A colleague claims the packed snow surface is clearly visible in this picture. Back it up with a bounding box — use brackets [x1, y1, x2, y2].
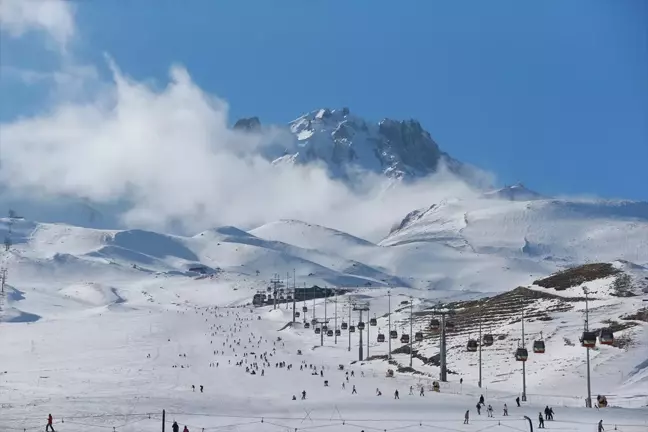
[1, 200, 647, 430]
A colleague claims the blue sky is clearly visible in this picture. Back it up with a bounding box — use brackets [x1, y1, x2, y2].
[1, 0, 647, 200]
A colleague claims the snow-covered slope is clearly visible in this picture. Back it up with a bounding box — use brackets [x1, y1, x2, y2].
[384, 195, 648, 267]
[2, 207, 648, 428]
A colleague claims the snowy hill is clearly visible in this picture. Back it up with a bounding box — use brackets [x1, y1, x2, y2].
[384, 197, 648, 267]
[2, 209, 648, 428]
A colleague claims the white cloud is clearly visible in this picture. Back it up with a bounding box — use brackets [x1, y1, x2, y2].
[0, 0, 75, 51]
[0, 61, 482, 239]
[0, 1, 485, 240]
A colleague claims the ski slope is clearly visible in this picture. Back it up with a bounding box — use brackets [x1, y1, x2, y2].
[2, 281, 647, 431]
[1, 194, 648, 430]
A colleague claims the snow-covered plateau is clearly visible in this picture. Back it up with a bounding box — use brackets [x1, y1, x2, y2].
[1, 188, 648, 431]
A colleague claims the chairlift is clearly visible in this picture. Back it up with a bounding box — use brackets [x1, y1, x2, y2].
[390, 330, 398, 339]
[581, 331, 597, 348]
[482, 334, 494, 346]
[515, 347, 528, 361]
[357, 321, 366, 331]
[369, 317, 377, 326]
[467, 339, 478, 352]
[377, 333, 385, 343]
[430, 319, 440, 331]
[400, 334, 410, 344]
[341, 322, 348, 330]
[599, 328, 614, 345]
[415, 332, 424, 342]
[335, 329, 341, 337]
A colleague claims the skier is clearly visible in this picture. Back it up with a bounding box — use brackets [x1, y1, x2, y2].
[394, 389, 399, 399]
[183, 426, 189, 432]
[598, 420, 604, 432]
[538, 412, 545, 429]
[479, 394, 485, 406]
[200, 385, 204, 393]
[516, 396, 521, 407]
[476, 403, 481, 415]
[420, 387, 424, 396]
[548, 407, 554, 420]
[409, 386, 414, 395]
[172, 421, 179, 432]
[487, 404, 493, 417]
[464, 410, 470, 424]
[301, 390, 306, 400]
[46, 414, 55, 432]
[503, 404, 509, 416]
[352, 385, 357, 394]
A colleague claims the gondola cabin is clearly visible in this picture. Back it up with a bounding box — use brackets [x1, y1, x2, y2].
[415, 332, 423, 342]
[341, 322, 348, 330]
[581, 331, 597, 348]
[311, 318, 317, 325]
[369, 318, 377, 326]
[335, 329, 341, 336]
[445, 322, 455, 331]
[314, 327, 321, 334]
[349, 325, 356, 333]
[377, 333, 385, 343]
[357, 321, 366, 331]
[533, 340, 545, 353]
[599, 328, 614, 345]
[467, 339, 478, 352]
[400, 334, 410, 344]
[287, 295, 293, 301]
[304, 322, 310, 329]
[390, 330, 398, 339]
[302, 306, 308, 312]
[430, 319, 440, 331]
[295, 311, 301, 318]
[327, 330, 334, 337]
[322, 324, 328, 331]
[515, 347, 528, 361]
[482, 334, 494, 346]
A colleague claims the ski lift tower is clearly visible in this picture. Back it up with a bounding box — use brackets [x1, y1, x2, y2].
[270, 274, 281, 310]
[429, 303, 456, 382]
[313, 318, 330, 347]
[353, 302, 370, 361]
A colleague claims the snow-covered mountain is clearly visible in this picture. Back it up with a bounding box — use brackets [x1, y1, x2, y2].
[385, 194, 648, 267]
[238, 108, 489, 187]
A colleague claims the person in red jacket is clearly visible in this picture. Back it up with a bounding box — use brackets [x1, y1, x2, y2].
[46, 413, 55, 431]
[183, 426, 189, 432]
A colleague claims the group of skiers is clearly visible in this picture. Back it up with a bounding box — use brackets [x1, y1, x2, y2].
[40, 303, 611, 431]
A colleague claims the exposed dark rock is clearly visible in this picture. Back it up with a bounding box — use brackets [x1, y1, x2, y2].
[533, 263, 621, 291]
[233, 117, 261, 132]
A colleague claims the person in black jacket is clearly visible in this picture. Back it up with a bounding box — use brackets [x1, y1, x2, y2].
[172, 421, 179, 432]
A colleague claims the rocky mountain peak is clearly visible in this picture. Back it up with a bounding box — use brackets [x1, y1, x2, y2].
[233, 117, 261, 132]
